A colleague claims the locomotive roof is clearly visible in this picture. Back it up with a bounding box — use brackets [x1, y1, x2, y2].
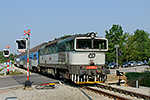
[45, 34, 91, 47]
[15, 33, 99, 58]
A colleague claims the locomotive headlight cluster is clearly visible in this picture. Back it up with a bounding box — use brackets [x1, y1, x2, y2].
[86, 32, 97, 39]
[91, 33, 95, 39]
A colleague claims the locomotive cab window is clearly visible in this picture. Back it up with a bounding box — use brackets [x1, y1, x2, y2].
[76, 38, 108, 51]
[76, 39, 91, 49]
[94, 39, 107, 49]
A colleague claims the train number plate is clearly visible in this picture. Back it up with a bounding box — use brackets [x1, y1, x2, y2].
[86, 66, 97, 69]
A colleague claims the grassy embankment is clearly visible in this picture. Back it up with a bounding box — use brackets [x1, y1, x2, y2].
[107, 68, 150, 87]
[125, 70, 150, 87]
[0, 66, 7, 75]
[0, 65, 24, 76]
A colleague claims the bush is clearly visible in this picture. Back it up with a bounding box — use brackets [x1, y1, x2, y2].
[139, 71, 150, 87]
[125, 72, 150, 87]
[148, 61, 150, 66]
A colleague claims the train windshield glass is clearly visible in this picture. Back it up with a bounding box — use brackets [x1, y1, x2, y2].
[94, 39, 107, 49]
[76, 39, 107, 50]
[76, 39, 92, 49]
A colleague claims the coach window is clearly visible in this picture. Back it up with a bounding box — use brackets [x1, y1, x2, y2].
[30, 56, 32, 59]
[34, 54, 37, 60]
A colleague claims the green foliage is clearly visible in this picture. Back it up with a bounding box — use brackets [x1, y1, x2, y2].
[125, 72, 144, 81]
[105, 24, 125, 63]
[105, 24, 150, 64]
[9, 70, 24, 75]
[0, 66, 7, 72]
[148, 61, 150, 66]
[125, 72, 150, 87]
[0, 51, 17, 63]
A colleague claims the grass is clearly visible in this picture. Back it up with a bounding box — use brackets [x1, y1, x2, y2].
[0, 66, 24, 76]
[0, 66, 7, 72]
[125, 71, 150, 87]
[9, 70, 24, 75]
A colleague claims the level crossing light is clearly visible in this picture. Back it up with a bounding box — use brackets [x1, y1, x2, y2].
[3, 49, 10, 57]
[16, 38, 27, 52]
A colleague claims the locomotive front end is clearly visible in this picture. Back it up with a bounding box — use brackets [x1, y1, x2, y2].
[70, 32, 110, 84]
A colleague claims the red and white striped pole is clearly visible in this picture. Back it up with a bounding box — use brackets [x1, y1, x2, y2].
[7, 59, 9, 73]
[23, 29, 31, 87]
[5, 45, 10, 75]
[27, 58, 29, 80]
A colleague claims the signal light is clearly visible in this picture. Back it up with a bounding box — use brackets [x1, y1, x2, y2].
[16, 38, 27, 52]
[3, 49, 10, 57]
[118, 49, 122, 56]
[116, 70, 123, 76]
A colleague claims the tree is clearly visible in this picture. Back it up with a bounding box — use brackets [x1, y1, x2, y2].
[133, 29, 150, 61]
[0, 51, 17, 63]
[105, 24, 125, 63]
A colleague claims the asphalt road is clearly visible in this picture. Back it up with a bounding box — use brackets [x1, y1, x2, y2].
[0, 74, 60, 89]
[110, 65, 149, 74]
[0, 65, 149, 89]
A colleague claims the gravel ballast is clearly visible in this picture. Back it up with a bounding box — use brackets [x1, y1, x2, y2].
[11, 84, 112, 100]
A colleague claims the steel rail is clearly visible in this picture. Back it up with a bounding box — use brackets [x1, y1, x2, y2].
[66, 81, 131, 100]
[80, 86, 131, 100]
[95, 83, 150, 100]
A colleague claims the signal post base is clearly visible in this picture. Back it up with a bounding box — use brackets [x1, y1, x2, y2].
[6, 71, 9, 75]
[24, 80, 32, 89]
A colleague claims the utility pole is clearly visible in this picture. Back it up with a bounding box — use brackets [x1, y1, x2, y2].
[23, 29, 31, 87]
[115, 45, 119, 69]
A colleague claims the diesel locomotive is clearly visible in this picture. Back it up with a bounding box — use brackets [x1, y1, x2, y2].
[14, 32, 110, 84]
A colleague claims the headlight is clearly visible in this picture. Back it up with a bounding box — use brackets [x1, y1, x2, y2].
[91, 33, 95, 39]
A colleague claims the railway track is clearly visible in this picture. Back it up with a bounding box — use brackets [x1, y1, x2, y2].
[14, 65, 150, 100]
[66, 80, 150, 100]
[81, 85, 132, 100]
[94, 83, 150, 100]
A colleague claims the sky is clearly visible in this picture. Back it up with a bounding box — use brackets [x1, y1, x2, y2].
[0, 0, 150, 54]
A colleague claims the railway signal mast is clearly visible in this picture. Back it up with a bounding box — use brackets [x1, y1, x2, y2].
[16, 29, 31, 87]
[115, 45, 119, 69]
[23, 29, 31, 87]
[3, 45, 10, 75]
